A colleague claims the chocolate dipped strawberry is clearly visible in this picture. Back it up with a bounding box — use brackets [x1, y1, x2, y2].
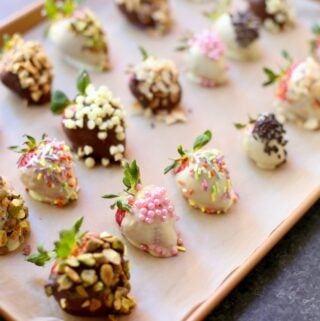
[0, 34, 53, 105]
[45, 0, 111, 71]
[128, 47, 183, 115]
[263, 51, 320, 130]
[115, 0, 172, 35]
[103, 161, 184, 258]
[0, 176, 30, 255]
[235, 113, 288, 170]
[10, 134, 79, 207]
[165, 130, 238, 214]
[248, 0, 295, 33]
[51, 70, 126, 168]
[27, 217, 135, 317]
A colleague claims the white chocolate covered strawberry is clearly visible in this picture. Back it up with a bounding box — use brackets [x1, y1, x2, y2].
[103, 161, 184, 258]
[10, 134, 79, 207]
[214, 10, 261, 61]
[165, 130, 237, 214]
[235, 113, 288, 170]
[45, 0, 110, 71]
[178, 29, 228, 88]
[263, 52, 320, 130]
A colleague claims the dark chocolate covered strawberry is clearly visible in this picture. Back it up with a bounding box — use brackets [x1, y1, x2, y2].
[27, 217, 135, 317]
[116, 0, 172, 35]
[0, 34, 53, 105]
[51, 70, 126, 168]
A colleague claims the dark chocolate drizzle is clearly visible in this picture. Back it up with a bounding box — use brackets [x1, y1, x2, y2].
[231, 10, 260, 48]
[252, 113, 287, 157]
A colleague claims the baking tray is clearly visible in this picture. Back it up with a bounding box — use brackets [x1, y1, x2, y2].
[1, 1, 320, 321]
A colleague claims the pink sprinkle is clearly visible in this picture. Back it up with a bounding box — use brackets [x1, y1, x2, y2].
[201, 179, 209, 192]
[171, 247, 178, 256]
[153, 191, 161, 198]
[161, 216, 167, 222]
[144, 191, 151, 197]
[140, 207, 147, 215]
[147, 210, 155, 217]
[188, 29, 225, 61]
[163, 198, 170, 205]
[147, 202, 155, 210]
[159, 187, 166, 195]
[154, 199, 161, 206]
[127, 195, 134, 202]
[145, 217, 153, 224]
[155, 209, 162, 216]
[162, 209, 168, 216]
[168, 205, 174, 213]
[139, 214, 145, 221]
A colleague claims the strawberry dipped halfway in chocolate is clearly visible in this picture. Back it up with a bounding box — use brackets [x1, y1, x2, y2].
[0, 34, 53, 105]
[51, 70, 126, 168]
[165, 130, 238, 215]
[103, 161, 184, 258]
[10, 134, 79, 207]
[27, 217, 135, 317]
[248, 0, 295, 33]
[263, 52, 320, 130]
[235, 113, 288, 170]
[115, 0, 172, 35]
[0, 176, 30, 255]
[127, 48, 182, 115]
[45, 0, 111, 71]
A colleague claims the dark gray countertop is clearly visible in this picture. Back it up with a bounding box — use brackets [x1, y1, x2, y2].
[206, 200, 320, 321]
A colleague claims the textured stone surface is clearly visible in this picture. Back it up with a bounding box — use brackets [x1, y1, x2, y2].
[206, 200, 320, 321]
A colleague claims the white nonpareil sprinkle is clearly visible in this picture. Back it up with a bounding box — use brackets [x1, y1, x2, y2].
[84, 145, 93, 155]
[84, 157, 95, 168]
[101, 158, 110, 167]
[87, 119, 96, 130]
[98, 132, 107, 140]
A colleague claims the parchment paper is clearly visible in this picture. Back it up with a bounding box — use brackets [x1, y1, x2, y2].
[1, 0, 320, 320]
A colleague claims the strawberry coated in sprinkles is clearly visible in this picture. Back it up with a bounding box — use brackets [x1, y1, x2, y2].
[104, 161, 184, 258]
[166, 130, 237, 215]
[185, 30, 228, 88]
[177, 150, 237, 214]
[16, 137, 79, 207]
